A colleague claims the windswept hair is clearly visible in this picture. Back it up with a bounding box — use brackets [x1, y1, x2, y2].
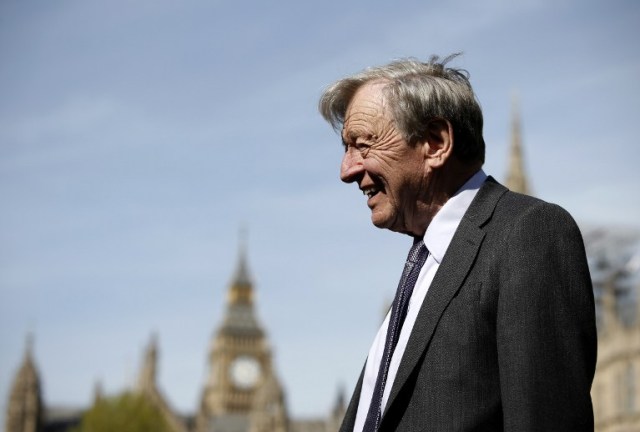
[318, 53, 485, 163]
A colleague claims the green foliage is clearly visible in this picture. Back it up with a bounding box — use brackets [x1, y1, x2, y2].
[72, 392, 173, 432]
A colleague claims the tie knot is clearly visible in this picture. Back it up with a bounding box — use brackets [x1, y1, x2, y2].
[407, 240, 428, 264]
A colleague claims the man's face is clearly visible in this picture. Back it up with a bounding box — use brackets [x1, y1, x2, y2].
[340, 82, 428, 235]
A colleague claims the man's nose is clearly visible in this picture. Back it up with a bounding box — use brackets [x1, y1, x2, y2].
[340, 149, 364, 183]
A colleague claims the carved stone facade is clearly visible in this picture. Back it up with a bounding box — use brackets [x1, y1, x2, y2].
[589, 233, 640, 432]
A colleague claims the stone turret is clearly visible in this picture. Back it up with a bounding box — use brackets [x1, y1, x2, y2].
[5, 335, 43, 432]
[135, 334, 188, 432]
[93, 380, 104, 405]
[504, 93, 531, 195]
[137, 333, 158, 392]
[326, 385, 347, 432]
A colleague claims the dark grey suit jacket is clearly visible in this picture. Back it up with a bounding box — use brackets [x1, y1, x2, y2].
[340, 178, 597, 432]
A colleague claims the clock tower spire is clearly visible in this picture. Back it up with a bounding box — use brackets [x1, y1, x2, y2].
[225, 228, 256, 308]
[196, 232, 288, 432]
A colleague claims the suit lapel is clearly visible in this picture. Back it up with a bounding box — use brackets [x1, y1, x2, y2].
[382, 178, 507, 417]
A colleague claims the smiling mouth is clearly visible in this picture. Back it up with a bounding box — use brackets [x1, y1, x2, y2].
[362, 186, 381, 199]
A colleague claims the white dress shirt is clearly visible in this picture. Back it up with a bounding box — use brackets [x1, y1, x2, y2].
[353, 170, 487, 432]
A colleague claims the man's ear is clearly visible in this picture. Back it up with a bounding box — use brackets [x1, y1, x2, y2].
[422, 118, 453, 168]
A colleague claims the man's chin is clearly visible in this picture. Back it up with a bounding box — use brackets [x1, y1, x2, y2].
[370, 211, 397, 231]
[370, 211, 414, 235]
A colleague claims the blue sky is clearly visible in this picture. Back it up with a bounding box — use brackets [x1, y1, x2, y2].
[1, 0, 639, 423]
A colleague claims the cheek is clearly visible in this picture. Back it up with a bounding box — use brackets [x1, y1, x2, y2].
[363, 153, 397, 178]
[391, 168, 423, 205]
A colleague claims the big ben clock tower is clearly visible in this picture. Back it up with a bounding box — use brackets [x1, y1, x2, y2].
[196, 239, 288, 432]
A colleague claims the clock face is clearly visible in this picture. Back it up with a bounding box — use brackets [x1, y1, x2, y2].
[229, 355, 261, 389]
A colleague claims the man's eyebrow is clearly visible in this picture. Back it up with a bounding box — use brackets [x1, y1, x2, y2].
[341, 129, 354, 147]
[342, 129, 360, 144]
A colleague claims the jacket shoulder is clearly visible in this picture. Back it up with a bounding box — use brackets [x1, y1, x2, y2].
[477, 178, 578, 228]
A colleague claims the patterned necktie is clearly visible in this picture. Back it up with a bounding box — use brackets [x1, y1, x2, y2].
[363, 238, 429, 432]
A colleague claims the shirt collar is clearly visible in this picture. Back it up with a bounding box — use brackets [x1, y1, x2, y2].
[423, 169, 487, 263]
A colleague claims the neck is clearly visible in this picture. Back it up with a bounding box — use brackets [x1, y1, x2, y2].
[406, 160, 481, 237]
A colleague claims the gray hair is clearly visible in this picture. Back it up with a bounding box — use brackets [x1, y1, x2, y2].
[318, 53, 485, 163]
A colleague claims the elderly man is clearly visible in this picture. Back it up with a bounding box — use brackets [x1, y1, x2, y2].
[319, 54, 597, 431]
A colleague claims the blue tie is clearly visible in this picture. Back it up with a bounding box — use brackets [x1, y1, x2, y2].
[363, 239, 429, 432]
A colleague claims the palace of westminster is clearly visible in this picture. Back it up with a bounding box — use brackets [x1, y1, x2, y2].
[5, 103, 640, 432]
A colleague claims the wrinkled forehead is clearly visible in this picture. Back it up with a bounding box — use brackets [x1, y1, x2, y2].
[341, 81, 391, 138]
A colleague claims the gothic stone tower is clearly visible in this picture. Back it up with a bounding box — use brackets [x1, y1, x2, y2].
[504, 93, 531, 195]
[5, 336, 43, 432]
[196, 241, 288, 432]
[135, 335, 189, 432]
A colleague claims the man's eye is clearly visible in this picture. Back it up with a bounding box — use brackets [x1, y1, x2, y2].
[342, 141, 371, 155]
